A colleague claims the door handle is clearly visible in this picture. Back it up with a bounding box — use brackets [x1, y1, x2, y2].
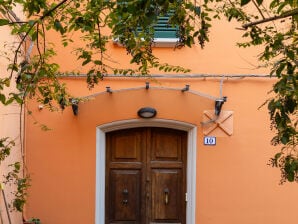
[122, 189, 129, 205]
[164, 188, 169, 205]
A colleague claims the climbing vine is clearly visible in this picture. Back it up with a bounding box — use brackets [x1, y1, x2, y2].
[0, 0, 297, 215]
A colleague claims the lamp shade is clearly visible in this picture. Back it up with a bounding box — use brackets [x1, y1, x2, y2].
[137, 107, 157, 118]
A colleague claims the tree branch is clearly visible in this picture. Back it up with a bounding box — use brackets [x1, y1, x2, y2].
[9, 0, 70, 80]
[251, 0, 265, 20]
[242, 8, 298, 29]
[39, 0, 69, 21]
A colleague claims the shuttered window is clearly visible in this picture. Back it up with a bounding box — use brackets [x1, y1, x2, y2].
[153, 13, 179, 39]
[113, 5, 179, 47]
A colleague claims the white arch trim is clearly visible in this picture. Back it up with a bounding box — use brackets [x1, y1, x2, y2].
[96, 119, 197, 224]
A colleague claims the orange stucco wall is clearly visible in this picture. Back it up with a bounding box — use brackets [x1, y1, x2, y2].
[49, 19, 268, 75]
[25, 77, 298, 224]
[24, 16, 298, 224]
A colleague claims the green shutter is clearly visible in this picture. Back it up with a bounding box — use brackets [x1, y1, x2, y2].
[153, 14, 178, 39]
[114, 2, 179, 46]
[136, 12, 179, 39]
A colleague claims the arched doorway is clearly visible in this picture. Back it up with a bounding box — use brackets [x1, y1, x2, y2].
[106, 127, 187, 223]
[96, 119, 197, 224]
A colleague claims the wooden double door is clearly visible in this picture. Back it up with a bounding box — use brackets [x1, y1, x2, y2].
[106, 127, 187, 224]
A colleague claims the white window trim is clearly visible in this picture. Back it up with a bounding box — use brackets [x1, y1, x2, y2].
[152, 38, 179, 47]
[113, 37, 179, 48]
[96, 119, 197, 224]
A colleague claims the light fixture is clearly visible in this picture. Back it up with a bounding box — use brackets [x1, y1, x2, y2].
[137, 107, 157, 118]
[181, 84, 190, 92]
[106, 86, 112, 93]
[215, 96, 227, 116]
[70, 98, 79, 116]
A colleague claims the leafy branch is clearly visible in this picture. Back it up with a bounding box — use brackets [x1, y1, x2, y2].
[242, 8, 298, 29]
[0, 2, 297, 217]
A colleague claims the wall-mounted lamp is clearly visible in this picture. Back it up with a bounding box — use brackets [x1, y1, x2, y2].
[70, 98, 79, 116]
[145, 82, 150, 89]
[106, 86, 112, 93]
[181, 84, 190, 92]
[137, 107, 157, 118]
[215, 96, 227, 116]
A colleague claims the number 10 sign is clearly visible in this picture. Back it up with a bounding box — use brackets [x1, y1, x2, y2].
[204, 136, 216, 146]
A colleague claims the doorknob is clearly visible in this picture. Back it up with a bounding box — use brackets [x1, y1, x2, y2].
[164, 188, 169, 205]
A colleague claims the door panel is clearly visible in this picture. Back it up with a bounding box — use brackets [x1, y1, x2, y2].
[151, 169, 182, 222]
[151, 128, 183, 161]
[106, 127, 187, 224]
[106, 128, 146, 224]
[109, 169, 141, 223]
[110, 129, 143, 162]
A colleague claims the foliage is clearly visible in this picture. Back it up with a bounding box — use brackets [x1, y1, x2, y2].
[0, 0, 200, 105]
[0, 0, 202, 212]
[0, 1, 297, 215]
[200, 0, 297, 183]
[27, 218, 41, 224]
[1, 138, 30, 212]
[0, 137, 15, 162]
[4, 162, 31, 212]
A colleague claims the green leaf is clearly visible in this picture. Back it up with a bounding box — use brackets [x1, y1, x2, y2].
[0, 94, 6, 104]
[275, 62, 286, 76]
[275, 152, 282, 160]
[94, 60, 102, 65]
[82, 59, 91, 66]
[194, 6, 201, 16]
[285, 97, 296, 114]
[287, 171, 295, 182]
[5, 97, 14, 105]
[31, 31, 38, 41]
[277, 2, 287, 14]
[281, 135, 289, 145]
[54, 19, 65, 34]
[14, 162, 21, 171]
[0, 19, 9, 26]
[241, 0, 251, 6]
[286, 50, 295, 60]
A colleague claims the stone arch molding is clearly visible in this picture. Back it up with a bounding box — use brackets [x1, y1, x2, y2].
[96, 119, 197, 224]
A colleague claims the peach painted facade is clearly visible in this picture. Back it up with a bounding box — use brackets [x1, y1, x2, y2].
[23, 19, 298, 224]
[0, 9, 23, 224]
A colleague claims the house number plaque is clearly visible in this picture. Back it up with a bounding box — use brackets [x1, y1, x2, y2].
[204, 136, 216, 146]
